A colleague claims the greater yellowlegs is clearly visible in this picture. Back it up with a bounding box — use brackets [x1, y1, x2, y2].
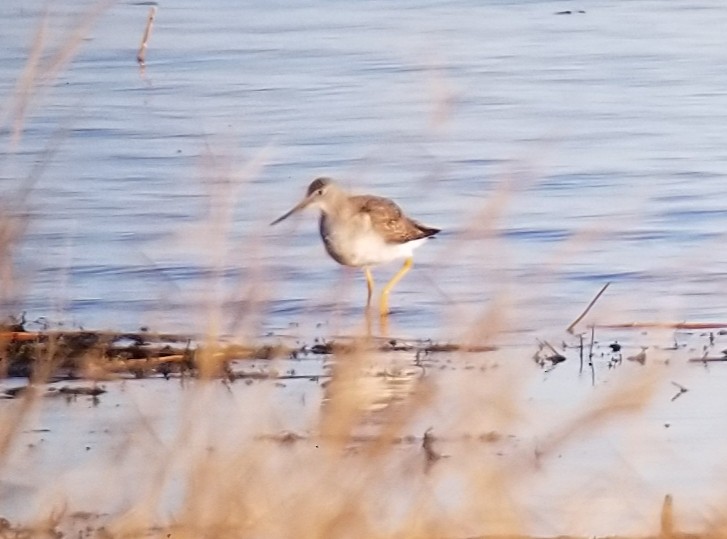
[271, 177, 440, 315]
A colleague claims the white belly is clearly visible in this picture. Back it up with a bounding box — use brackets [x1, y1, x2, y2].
[319, 215, 426, 267]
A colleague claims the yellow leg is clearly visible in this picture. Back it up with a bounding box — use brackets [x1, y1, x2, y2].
[378, 310, 390, 337]
[380, 257, 413, 316]
[364, 267, 374, 307]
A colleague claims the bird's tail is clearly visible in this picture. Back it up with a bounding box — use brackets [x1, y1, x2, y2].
[417, 224, 441, 238]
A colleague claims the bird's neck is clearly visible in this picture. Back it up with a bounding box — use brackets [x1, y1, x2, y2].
[318, 188, 350, 219]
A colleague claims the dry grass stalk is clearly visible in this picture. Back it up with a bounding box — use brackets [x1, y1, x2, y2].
[5, 9, 48, 147]
[319, 342, 372, 448]
[527, 370, 661, 466]
[3, 1, 112, 146]
[136, 6, 157, 65]
[0, 386, 39, 469]
[0, 215, 29, 329]
[660, 494, 674, 538]
[0, 2, 110, 498]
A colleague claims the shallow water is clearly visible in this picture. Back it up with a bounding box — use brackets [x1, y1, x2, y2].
[1, 334, 726, 535]
[2, 1, 727, 340]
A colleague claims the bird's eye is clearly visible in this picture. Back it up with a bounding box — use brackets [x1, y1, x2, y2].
[316, 189, 324, 196]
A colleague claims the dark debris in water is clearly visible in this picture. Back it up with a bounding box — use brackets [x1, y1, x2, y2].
[3, 315, 726, 387]
[0, 321, 499, 382]
[302, 339, 497, 356]
[535, 327, 727, 389]
[3, 385, 106, 400]
[257, 430, 504, 447]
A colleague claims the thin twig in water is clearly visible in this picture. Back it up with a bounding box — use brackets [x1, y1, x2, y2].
[537, 339, 566, 371]
[688, 356, 727, 363]
[670, 382, 688, 402]
[588, 326, 595, 386]
[598, 322, 727, 330]
[137, 6, 157, 65]
[578, 333, 584, 374]
[567, 281, 611, 334]
[539, 339, 559, 356]
[422, 428, 444, 470]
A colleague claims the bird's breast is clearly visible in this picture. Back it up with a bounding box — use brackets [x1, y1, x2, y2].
[318, 213, 418, 267]
[319, 214, 365, 266]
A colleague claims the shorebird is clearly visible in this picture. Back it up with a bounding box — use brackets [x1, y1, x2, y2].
[271, 177, 440, 315]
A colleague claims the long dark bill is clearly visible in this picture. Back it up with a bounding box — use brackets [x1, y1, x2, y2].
[270, 194, 315, 226]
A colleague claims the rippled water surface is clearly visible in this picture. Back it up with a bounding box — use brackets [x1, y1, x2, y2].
[2, 0, 727, 339]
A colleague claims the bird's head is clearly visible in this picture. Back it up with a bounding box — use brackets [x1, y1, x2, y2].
[270, 177, 339, 225]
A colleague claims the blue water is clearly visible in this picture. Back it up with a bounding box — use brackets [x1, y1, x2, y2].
[2, 0, 727, 339]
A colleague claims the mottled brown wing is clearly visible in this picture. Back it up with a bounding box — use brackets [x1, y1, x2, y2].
[352, 195, 440, 244]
